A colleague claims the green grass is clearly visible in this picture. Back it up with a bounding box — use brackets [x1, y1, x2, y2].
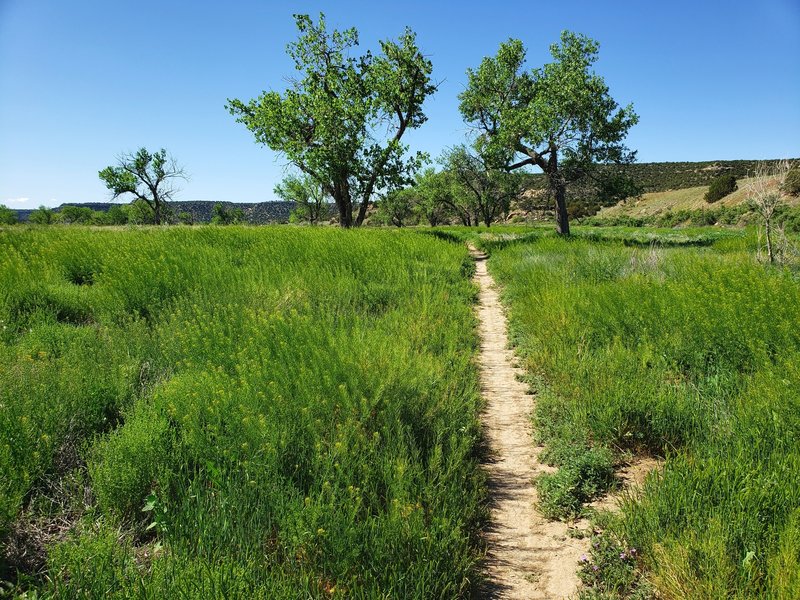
[0, 226, 484, 598]
[488, 231, 800, 599]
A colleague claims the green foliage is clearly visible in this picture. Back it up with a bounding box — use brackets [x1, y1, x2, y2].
[410, 168, 453, 226]
[611, 160, 787, 194]
[1, 227, 484, 597]
[704, 173, 738, 203]
[210, 202, 245, 225]
[99, 148, 185, 225]
[89, 400, 176, 520]
[125, 198, 156, 224]
[578, 533, 653, 599]
[28, 205, 56, 225]
[274, 174, 330, 225]
[587, 203, 752, 228]
[776, 204, 800, 233]
[537, 445, 615, 519]
[0, 205, 17, 225]
[227, 14, 435, 227]
[783, 163, 800, 195]
[375, 187, 416, 227]
[459, 31, 638, 234]
[57, 205, 95, 224]
[106, 204, 130, 225]
[489, 234, 800, 598]
[441, 146, 522, 227]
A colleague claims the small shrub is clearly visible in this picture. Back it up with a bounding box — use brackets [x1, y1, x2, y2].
[89, 403, 175, 520]
[578, 533, 653, 599]
[704, 174, 737, 203]
[537, 446, 616, 519]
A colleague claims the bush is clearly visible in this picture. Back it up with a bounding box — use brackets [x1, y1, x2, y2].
[89, 401, 175, 520]
[0, 204, 18, 225]
[537, 445, 616, 519]
[58, 206, 95, 224]
[28, 205, 56, 225]
[783, 163, 800, 196]
[704, 174, 738, 203]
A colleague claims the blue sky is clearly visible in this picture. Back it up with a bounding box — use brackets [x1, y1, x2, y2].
[1, 0, 798, 208]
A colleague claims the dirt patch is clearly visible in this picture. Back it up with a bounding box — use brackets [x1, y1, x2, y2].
[589, 456, 663, 514]
[471, 246, 587, 599]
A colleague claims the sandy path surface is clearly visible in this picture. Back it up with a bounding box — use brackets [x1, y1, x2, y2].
[471, 246, 587, 599]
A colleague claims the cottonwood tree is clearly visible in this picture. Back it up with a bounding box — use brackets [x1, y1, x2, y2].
[459, 31, 638, 235]
[443, 146, 522, 227]
[98, 148, 186, 225]
[376, 187, 416, 227]
[411, 168, 453, 226]
[227, 13, 435, 227]
[274, 174, 330, 225]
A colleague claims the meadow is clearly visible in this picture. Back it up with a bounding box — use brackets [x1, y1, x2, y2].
[0, 227, 484, 598]
[484, 228, 800, 599]
[2, 223, 799, 599]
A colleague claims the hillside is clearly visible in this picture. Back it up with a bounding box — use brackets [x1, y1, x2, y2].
[520, 159, 793, 194]
[169, 201, 298, 223]
[601, 159, 790, 193]
[596, 175, 799, 221]
[597, 176, 797, 218]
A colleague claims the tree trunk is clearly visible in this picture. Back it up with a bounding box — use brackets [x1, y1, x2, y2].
[355, 198, 370, 226]
[554, 180, 570, 236]
[334, 186, 353, 228]
[153, 200, 161, 225]
[544, 151, 570, 236]
[338, 202, 353, 227]
[765, 220, 774, 263]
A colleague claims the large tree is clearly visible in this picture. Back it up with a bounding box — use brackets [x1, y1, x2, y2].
[459, 31, 638, 235]
[99, 148, 186, 225]
[227, 14, 435, 227]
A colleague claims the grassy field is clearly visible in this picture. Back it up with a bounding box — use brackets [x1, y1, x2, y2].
[0, 227, 484, 598]
[3, 223, 799, 598]
[485, 229, 800, 599]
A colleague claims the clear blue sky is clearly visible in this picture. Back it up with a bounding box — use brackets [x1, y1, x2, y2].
[1, 0, 798, 208]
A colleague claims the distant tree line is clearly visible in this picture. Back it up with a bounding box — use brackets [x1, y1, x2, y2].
[1, 201, 297, 226]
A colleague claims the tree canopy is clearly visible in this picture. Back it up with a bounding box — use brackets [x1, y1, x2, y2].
[459, 31, 638, 234]
[227, 13, 436, 227]
[98, 148, 186, 225]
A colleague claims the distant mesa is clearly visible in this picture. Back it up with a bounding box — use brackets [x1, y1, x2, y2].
[14, 200, 299, 224]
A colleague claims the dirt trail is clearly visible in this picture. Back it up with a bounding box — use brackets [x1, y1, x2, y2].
[471, 246, 587, 599]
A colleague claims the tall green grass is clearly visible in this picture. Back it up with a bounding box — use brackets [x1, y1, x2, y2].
[489, 233, 800, 599]
[0, 227, 484, 597]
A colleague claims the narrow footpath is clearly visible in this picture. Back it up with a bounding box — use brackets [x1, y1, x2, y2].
[471, 246, 587, 599]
